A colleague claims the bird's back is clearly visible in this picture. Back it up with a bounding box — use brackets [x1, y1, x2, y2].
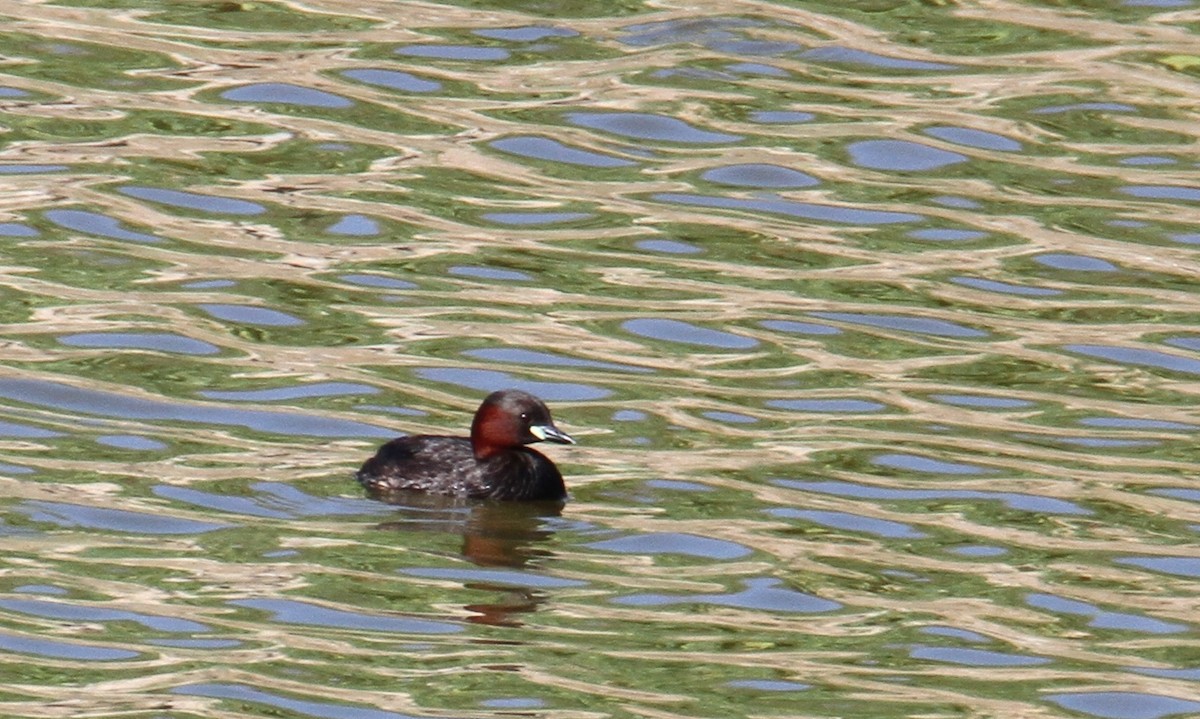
[357, 435, 486, 496]
[356, 435, 567, 501]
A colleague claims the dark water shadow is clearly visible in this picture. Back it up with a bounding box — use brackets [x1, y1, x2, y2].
[370, 492, 566, 627]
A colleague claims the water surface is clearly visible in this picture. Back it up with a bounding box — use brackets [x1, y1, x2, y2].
[1, 2, 1198, 719]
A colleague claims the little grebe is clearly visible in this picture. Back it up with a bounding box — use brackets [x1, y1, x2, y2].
[357, 389, 575, 501]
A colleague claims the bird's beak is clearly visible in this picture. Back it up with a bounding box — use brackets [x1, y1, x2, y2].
[530, 424, 575, 444]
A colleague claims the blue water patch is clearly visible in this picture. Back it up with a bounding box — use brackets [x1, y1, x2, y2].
[702, 410, 759, 424]
[96, 434, 167, 451]
[566, 112, 742, 144]
[909, 645, 1049, 667]
[415, 367, 610, 401]
[45, 43, 87, 55]
[160, 483, 294, 520]
[775, 479, 1090, 515]
[653, 192, 923, 225]
[1043, 691, 1200, 719]
[448, 265, 531, 281]
[709, 37, 802, 55]
[221, 82, 353, 108]
[1150, 488, 1200, 503]
[749, 110, 815, 123]
[1120, 155, 1176, 166]
[1129, 667, 1200, 681]
[197, 303, 304, 326]
[463, 347, 652, 373]
[400, 567, 585, 588]
[230, 598, 461, 634]
[617, 17, 766, 48]
[490, 136, 637, 167]
[1079, 417, 1197, 431]
[727, 679, 811, 691]
[726, 62, 789, 76]
[0, 378, 393, 438]
[1031, 102, 1137, 114]
[59, 332, 221, 355]
[155, 482, 387, 520]
[808, 311, 987, 338]
[929, 394, 1033, 409]
[0, 420, 62, 438]
[635, 239, 702, 254]
[645, 479, 712, 492]
[1120, 185, 1200, 202]
[1114, 556, 1200, 578]
[149, 638, 243, 649]
[0, 164, 68, 174]
[759, 319, 840, 335]
[173, 683, 428, 719]
[357, 404, 427, 417]
[922, 126, 1022, 152]
[0, 222, 38, 236]
[931, 195, 982, 208]
[14, 584, 68, 595]
[622, 318, 758, 349]
[474, 26, 578, 41]
[198, 382, 379, 401]
[767, 398, 886, 412]
[0, 87, 30, 97]
[1034, 253, 1117, 272]
[907, 228, 987, 242]
[480, 697, 546, 709]
[44, 209, 162, 243]
[16, 500, 231, 535]
[846, 140, 970, 171]
[701, 163, 819, 188]
[767, 508, 925, 538]
[1026, 592, 1185, 634]
[951, 276, 1063, 296]
[483, 211, 594, 225]
[339, 274, 416, 290]
[325, 214, 381, 236]
[1048, 436, 1158, 448]
[613, 409, 648, 422]
[614, 577, 841, 613]
[1164, 336, 1200, 352]
[0, 631, 140, 661]
[801, 46, 959, 71]
[118, 186, 266, 216]
[339, 68, 441, 93]
[395, 44, 510, 61]
[182, 279, 236, 289]
[873, 452, 995, 475]
[1064, 345, 1200, 375]
[0, 598, 209, 633]
[949, 545, 1007, 557]
[587, 532, 753, 559]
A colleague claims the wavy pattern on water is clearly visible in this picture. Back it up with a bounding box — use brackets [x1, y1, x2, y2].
[1, 1, 1199, 718]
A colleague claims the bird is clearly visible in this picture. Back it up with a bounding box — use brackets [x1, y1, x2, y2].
[357, 389, 575, 501]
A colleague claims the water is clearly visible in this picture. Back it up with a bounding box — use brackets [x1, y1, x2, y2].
[1, 1, 1199, 717]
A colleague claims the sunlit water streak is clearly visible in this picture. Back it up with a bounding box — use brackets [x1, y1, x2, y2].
[0, 2, 1199, 718]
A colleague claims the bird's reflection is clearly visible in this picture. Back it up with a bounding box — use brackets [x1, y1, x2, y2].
[371, 491, 564, 627]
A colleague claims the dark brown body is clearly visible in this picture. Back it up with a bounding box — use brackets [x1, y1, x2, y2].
[356, 390, 574, 502]
[357, 435, 566, 501]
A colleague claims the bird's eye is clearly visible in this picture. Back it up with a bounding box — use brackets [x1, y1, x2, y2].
[519, 412, 529, 422]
